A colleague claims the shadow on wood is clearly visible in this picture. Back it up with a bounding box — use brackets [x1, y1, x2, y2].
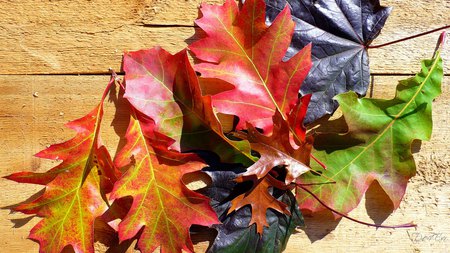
[365, 181, 395, 225]
[191, 225, 217, 252]
[95, 216, 136, 253]
[108, 82, 131, 162]
[1, 187, 45, 229]
[9, 215, 36, 228]
[299, 181, 396, 242]
[299, 210, 341, 243]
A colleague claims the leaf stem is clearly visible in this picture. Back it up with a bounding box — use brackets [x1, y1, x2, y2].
[108, 68, 126, 91]
[295, 182, 335, 187]
[367, 25, 450, 49]
[297, 185, 416, 229]
[101, 71, 118, 101]
[310, 153, 327, 170]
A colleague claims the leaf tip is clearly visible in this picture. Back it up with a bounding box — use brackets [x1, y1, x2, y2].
[437, 31, 447, 50]
[2, 174, 13, 180]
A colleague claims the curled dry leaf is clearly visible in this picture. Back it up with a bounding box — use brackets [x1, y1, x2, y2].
[241, 110, 312, 184]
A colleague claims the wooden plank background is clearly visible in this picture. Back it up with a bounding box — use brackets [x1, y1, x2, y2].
[0, 0, 449, 252]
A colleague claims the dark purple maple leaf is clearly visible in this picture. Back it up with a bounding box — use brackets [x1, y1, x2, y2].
[198, 166, 303, 253]
[265, 0, 392, 124]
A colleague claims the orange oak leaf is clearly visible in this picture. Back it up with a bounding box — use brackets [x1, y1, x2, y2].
[110, 109, 219, 253]
[228, 175, 291, 234]
[5, 78, 118, 253]
[190, 0, 311, 134]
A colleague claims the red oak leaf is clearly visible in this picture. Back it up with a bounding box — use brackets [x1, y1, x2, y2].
[190, 0, 311, 134]
[5, 78, 117, 253]
[123, 47, 185, 150]
[123, 48, 255, 165]
[110, 109, 219, 253]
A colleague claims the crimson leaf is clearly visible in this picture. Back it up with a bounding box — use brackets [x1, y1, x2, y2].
[190, 0, 311, 134]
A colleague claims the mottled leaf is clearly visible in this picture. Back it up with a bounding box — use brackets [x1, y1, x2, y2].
[110, 109, 219, 253]
[265, 0, 392, 123]
[297, 46, 443, 215]
[5, 80, 117, 253]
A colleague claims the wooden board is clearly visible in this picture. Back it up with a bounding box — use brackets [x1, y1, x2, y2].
[0, 0, 449, 252]
[0, 0, 448, 74]
[0, 75, 448, 252]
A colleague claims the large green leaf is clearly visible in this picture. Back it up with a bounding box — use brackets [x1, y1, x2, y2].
[297, 47, 444, 215]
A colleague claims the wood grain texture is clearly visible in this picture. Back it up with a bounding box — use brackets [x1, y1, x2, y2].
[0, 0, 449, 252]
[0, 75, 448, 252]
[0, 0, 448, 74]
[369, 0, 450, 74]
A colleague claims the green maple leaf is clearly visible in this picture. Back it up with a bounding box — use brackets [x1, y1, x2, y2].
[297, 44, 444, 215]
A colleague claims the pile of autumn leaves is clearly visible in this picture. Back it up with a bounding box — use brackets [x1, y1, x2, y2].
[6, 0, 444, 253]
